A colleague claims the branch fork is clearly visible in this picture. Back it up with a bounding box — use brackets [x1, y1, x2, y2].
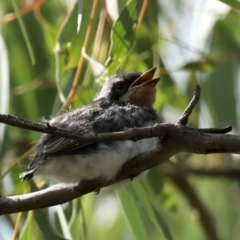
[0, 85, 236, 215]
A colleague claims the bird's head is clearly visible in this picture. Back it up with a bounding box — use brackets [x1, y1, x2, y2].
[96, 67, 160, 108]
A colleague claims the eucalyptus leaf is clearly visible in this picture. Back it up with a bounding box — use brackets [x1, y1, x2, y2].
[106, 0, 143, 75]
[117, 187, 149, 240]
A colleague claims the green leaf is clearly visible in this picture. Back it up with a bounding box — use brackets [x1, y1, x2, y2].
[66, 0, 99, 69]
[216, 12, 240, 47]
[106, 0, 143, 75]
[34, 209, 66, 240]
[203, 62, 237, 128]
[151, 206, 174, 240]
[29, 181, 66, 240]
[117, 186, 149, 240]
[57, 3, 79, 45]
[56, 205, 73, 240]
[220, 0, 240, 9]
[56, 0, 87, 69]
[10, 0, 35, 64]
[69, 199, 88, 240]
[20, 212, 40, 240]
[131, 181, 174, 240]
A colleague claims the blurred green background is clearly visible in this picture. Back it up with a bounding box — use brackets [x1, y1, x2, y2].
[1, 0, 240, 239]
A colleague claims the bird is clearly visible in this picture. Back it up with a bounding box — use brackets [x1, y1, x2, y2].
[19, 67, 161, 185]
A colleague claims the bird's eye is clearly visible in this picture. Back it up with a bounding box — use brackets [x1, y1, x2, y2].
[115, 83, 126, 92]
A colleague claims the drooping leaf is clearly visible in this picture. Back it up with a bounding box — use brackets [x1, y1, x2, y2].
[117, 186, 149, 240]
[131, 181, 174, 240]
[10, 0, 35, 64]
[106, 0, 143, 75]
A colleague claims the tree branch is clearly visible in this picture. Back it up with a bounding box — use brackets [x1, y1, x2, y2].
[0, 114, 232, 144]
[0, 124, 240, 215]
[0, 85, 239, 215]
[0, 114, 168, 143]
[178, 85, 200, 125]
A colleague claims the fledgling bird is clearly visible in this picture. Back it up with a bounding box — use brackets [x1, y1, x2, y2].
[19, 68, 160, 184]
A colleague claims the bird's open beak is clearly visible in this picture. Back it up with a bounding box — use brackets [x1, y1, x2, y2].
[123, 67, 160, 108]
[129, 67, 160, 89]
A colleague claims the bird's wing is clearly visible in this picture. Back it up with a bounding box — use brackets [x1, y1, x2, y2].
[39, 100, 157, 155]
[42, 105, 100, 154]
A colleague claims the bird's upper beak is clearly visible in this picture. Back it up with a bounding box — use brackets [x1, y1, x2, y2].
[129, 67, 160, 90]
[123, 67, 160, 108]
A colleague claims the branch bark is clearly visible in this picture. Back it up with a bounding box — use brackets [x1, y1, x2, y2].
[0, 85, 239, 216]
[178, 85, 200, 125]
[0, 124, 240, 215]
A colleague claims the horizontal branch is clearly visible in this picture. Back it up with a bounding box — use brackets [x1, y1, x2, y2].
[0, 114, 232, 144]
[0, 85, 239, 215]
[0, 114, 168, 142]
[1, 123, 240, 215]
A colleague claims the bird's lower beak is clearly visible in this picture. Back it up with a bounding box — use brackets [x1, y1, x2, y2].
[125, 67, 160, 108]
[129, 67, 160, 89]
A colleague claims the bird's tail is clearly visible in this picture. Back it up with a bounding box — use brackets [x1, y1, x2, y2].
[19, 167, 37, 180]
[197, 126, 232, 134]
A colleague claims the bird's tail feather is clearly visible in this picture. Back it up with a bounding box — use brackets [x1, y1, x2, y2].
[19, 168, 36, 181]
[197, 126, 232, 134]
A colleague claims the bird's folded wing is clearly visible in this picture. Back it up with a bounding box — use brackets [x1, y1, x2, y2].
[43, 117, 128, 154]
[42, 101, 158, 155]
[44, 137, 86, 153]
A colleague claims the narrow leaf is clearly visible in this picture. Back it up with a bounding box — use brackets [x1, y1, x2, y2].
[117, 187, 149, 240]
[106, 0, 143, 75]
[10, 0, 35, 64]
[131, 182, 174, 240]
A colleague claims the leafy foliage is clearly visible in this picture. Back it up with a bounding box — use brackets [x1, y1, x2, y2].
[1, 0, 240, 240]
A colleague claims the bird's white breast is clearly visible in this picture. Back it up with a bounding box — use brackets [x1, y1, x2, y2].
[36, 137, 158, 183]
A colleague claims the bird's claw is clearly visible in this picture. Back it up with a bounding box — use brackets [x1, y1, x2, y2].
[94, 189, 101, 195]
[129, 175, 135, 181]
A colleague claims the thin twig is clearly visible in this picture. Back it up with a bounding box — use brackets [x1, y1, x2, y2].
[11, 212, 22, 240]
[178, 85, 201, 125]
[135, 0, 148, 33]
[92, 7, 107, 59]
